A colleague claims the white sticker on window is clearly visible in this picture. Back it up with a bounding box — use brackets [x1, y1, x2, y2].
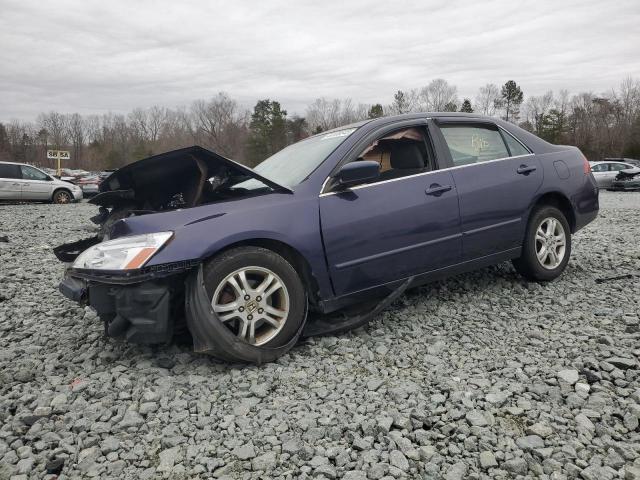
[321, 128, 356, 140]
[471, 134, 489, 152]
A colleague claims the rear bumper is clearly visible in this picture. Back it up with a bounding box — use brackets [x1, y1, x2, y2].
[59, 271, 180, 344]
[572, 175, 599, 232]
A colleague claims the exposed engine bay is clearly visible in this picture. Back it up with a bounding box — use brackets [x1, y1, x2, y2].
[87, 146, 289, 239]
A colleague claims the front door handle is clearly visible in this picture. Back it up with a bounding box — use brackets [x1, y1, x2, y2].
[517, 165, 537, 175]
[425, 184, 452, 196]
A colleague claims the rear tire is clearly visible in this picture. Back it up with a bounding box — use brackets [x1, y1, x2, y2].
[513, 205, 571, 282]
[200, 246, 306, 360]
[52, 189, 72, 204]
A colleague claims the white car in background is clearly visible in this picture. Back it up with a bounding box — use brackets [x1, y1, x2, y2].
[589, 159, 640, 188]
[0, 161, 83, 203]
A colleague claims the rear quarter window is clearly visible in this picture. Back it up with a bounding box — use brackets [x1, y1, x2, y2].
[0, 164, 21, 179]
[501, 129, 531, 156]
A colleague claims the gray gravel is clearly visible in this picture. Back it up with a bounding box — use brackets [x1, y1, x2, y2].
[0, 192, 639, 480]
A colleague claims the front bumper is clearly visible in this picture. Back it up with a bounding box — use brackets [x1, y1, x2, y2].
[608, 181, 640, 191]
[59, 269, 189, 344]
[71, 189, 84, 201]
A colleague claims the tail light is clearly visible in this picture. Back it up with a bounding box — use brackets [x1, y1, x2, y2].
[581, 152, 591, 174]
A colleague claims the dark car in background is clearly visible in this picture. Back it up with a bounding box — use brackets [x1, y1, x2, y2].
[55, 113, 599, 363]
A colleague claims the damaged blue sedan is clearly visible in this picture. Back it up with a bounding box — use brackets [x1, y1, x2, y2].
[56, 113, 599, 363]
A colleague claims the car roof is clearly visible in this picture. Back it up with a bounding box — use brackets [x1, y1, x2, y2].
[0, 160, 27, 166]
[334, 112, 495, 132]
[591, 160, 633, 164]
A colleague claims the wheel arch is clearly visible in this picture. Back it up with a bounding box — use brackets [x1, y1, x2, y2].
[529, 191, 576, 233]
[52, 187, 72, 202]
[201, 238, 322, 308]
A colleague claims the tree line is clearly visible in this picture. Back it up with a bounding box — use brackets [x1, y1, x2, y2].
[1, 78, 638, 172]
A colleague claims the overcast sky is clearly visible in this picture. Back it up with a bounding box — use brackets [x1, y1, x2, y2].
[1, 0, 639, 121]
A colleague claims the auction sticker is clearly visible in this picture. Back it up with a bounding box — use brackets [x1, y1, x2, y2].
[321, 128, 356, 140]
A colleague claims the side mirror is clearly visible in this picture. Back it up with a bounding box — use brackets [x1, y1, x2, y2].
[336, 160, 380, 188]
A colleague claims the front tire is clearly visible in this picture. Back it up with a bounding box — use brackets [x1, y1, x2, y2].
[202, 246, 307, 353]
[52, 189, 72, 204]
[513, 206, 571, 281]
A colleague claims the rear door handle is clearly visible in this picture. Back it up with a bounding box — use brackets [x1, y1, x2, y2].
[425, 184, 452, 196]
[517, 165, 537, 175]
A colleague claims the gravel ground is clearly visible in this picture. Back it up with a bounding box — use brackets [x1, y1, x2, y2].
[0, 192, 639, 480]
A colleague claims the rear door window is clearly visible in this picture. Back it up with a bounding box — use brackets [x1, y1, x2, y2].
[591, 163, 608, 172]
[0, 164, 21, 179]
[439, 124, 510, 167]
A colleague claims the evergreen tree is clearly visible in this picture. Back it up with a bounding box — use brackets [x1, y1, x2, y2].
[443, 101, 458, 112]
[0, 123, 9, 160]
[541, 109, 566, 143]
[392, 90, 409, 114]
[459, 99, 474, 113]
[247, 99, 288, 166]
[368, 104, 384, 118]
[498, 80, 524, 122]
[286, 115, 308, 143]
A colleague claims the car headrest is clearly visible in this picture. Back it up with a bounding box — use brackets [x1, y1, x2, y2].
[388, 142, 425, 170]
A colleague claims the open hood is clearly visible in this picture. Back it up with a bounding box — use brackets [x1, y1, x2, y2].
[90, 145, 291, 210]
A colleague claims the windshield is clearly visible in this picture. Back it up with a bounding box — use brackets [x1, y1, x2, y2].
[234, 128, 356, 190]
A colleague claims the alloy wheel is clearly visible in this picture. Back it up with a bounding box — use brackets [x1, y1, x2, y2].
[56, 192, 71, 204]
[535, 217, 566, 270]
[211, 266, 289, 345]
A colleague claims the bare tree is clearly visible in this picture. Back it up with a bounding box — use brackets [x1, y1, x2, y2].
[524, 91, 554, 136]
[614, 77, 640, 155]
[418, 79, 458, 111]
[65, 113, 85, 166]
[38, 112, 68, 149]
[475, 84, 500, 116]
[305, 97, 371, 132]
[191, 93, 248, 158]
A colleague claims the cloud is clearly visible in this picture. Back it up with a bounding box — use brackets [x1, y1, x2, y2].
[1, 0, 639, 121]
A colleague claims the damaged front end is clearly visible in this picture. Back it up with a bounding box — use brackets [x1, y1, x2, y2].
[609, 168, 640, 191]
[56, 232, 200, 345]
[87, 145, 290, 239]
[54, 145, 290, 345]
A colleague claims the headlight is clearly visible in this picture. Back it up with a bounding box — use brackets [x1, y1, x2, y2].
[73, 232, 173, 270]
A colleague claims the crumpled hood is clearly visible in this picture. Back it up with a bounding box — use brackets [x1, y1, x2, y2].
[91, 145, 290, 209]
[616, 167, 640, 180]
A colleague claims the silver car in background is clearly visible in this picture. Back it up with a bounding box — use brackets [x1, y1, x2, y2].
[0, 161, 83, 203]
[589, 159, 640, 188]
